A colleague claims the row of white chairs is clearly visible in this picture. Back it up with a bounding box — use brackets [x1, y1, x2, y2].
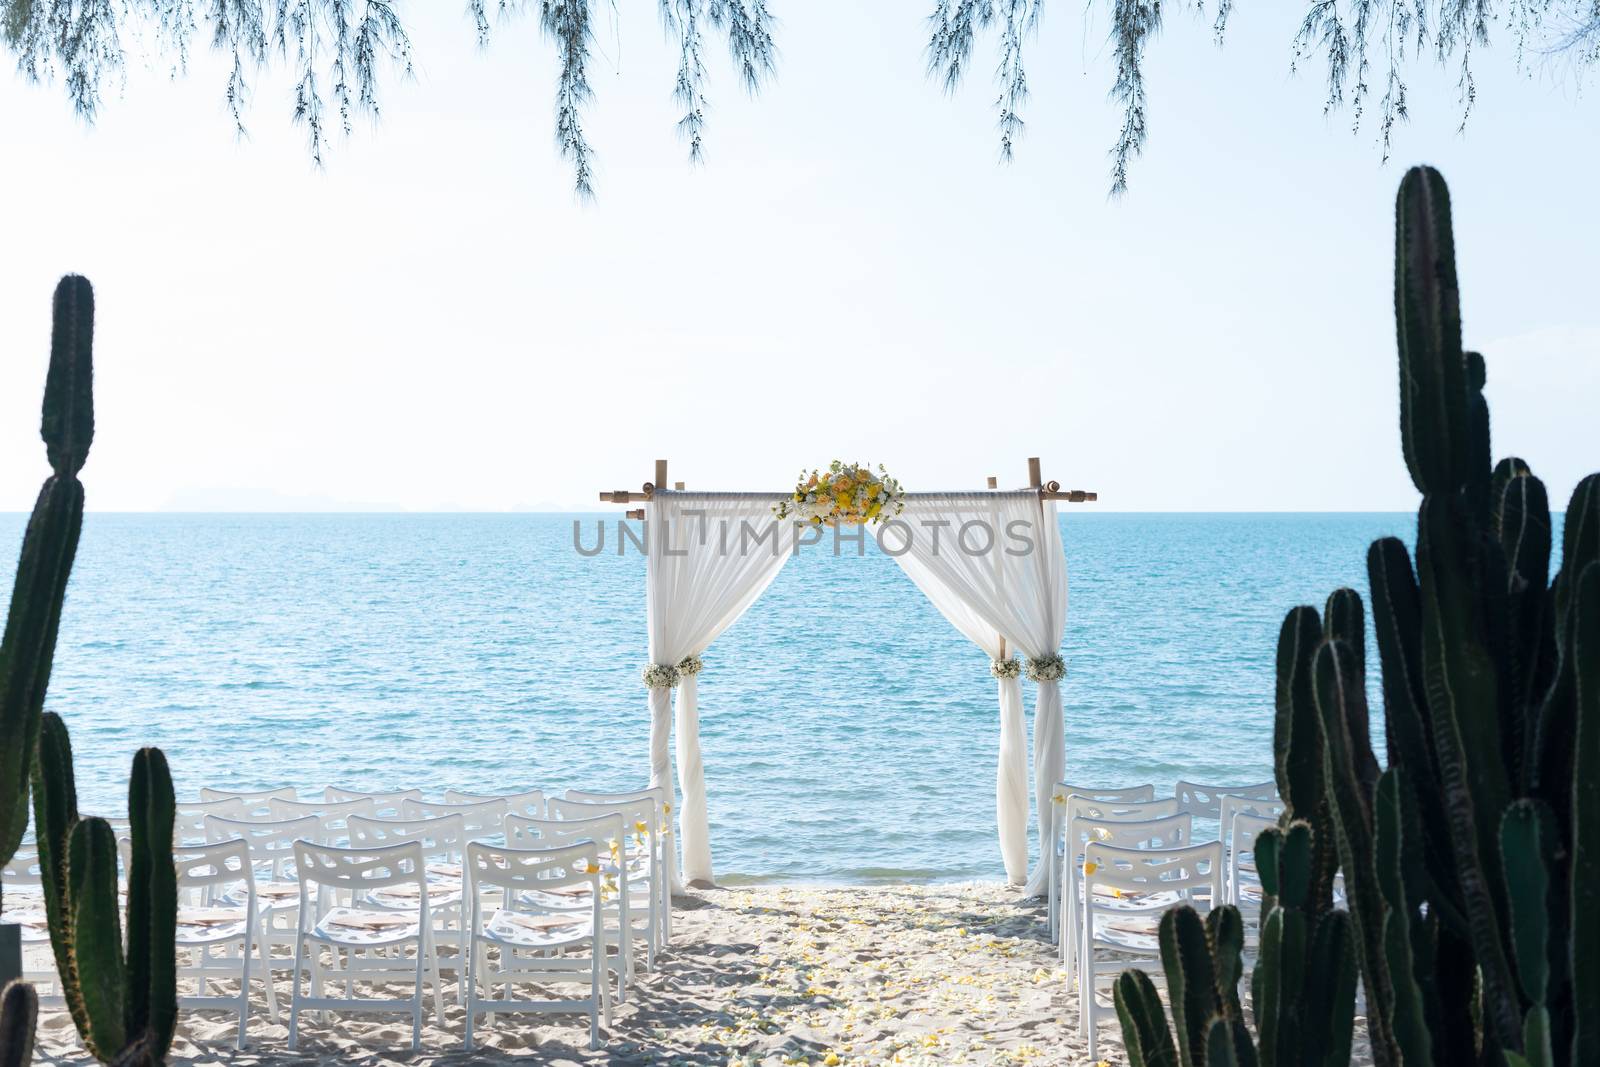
[4, 783, 674, 1052]
[1046, 778, 1285, 1062]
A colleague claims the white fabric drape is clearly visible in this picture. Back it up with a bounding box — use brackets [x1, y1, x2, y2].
[647, 493, 796, 886]
[891, 494, 1068, 896]
[890, 495, 1030, 884]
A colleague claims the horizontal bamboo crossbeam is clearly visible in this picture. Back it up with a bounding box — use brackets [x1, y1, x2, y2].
[600, 487, 1097, 503]
[597, 456, 1096, 505]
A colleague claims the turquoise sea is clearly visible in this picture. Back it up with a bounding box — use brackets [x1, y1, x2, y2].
[3, 512, 1426, 884]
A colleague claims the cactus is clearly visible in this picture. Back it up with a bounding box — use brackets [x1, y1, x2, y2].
[0, 277, 179, 1064]
[33, 713, 176, 1066]
[1119, 167, 1599, 1067]
[0, 274, 94, 906]
[0, 981, 37, 1067]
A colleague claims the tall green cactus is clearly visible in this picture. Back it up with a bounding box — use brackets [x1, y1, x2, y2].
[0, 276, 179, 1064]
[0, 274, 95, 901]
[33, 712, 177, 1066]
[1119, 167, 1598, 1067]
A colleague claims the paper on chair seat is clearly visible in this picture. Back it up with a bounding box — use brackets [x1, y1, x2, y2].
[325, 910, 413, 932]
[179, 907, 247, 926]
[494, 911, 587, 932]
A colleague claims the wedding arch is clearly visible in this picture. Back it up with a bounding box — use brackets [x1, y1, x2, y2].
[596, 458, 1096, 895]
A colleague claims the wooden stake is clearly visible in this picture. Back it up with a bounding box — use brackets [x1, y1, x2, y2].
[1027, 457, 1042, 488]
[674, 481, 685, 490]
[655, 460, 669, 489]
[986, 476, 998, 489]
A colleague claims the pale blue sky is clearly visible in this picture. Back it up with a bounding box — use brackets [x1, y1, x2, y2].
[1, 2, 1595, 512]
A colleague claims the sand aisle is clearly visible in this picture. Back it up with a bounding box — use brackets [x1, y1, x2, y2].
[35, 884, 1121, 1066]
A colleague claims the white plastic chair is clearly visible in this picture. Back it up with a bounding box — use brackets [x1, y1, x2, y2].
[1054, 793, 1177, 958]
[506, 812, 637, 992]
[444, 788, 545, 821]
[268, 797, 379, 846]
[0, 847, 61, 1003]
[1219, 794, 1285, 846]
[462, 840, 612, 1052]
[205, 813, 324, 982]
[348, 813, 469, 997]
[399, 797, 508, 839]
[1046, 783, 1158, 937]
[1059, 806, 1188, 979]
[1174, 779, 1278, 820]
[559, 787, 672, 944]
[199, 786, 296, 814]
[175, 839, 278, 1046]
[1079, 839, 1224, 1061]
[176, 798, 248, 846]
[324, 787, 424, 818]
[287, 841, 444, 1052]
[1227, 812, 1279, 917]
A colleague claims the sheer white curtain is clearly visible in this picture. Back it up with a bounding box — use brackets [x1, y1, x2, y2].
[891, 493, 1068, 895]
[646, 492, 795, 886]
[892, 495, 1029, 884]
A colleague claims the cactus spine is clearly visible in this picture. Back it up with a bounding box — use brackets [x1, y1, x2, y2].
[1117, 168, 1599, 1066]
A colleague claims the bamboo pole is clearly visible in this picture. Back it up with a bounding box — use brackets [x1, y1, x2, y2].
[1027, 457, 1042, 488]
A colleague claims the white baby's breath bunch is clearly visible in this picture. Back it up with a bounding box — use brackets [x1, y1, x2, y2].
[1025, 654, 1066, 683]
[677, 655, 704, 676]
[990, 658, 1022, 679]
[641, 662, 681, 689]
[773, 460, 905, 526]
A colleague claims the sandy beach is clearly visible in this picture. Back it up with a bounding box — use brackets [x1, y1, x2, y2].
[32, 884, 1120, 1066]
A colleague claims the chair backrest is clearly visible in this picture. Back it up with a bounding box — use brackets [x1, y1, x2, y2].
[293, 841, 428, 908]
[549, 795, 655, 831]
[1219, 794, 1286, 846]
[348, 813, 466, 863]
[323, 786, 424, 816]
[465, 840, 600, 898]
[267, 797, 378, 845]
[399, 797, 507, 837]
[175, 838, 256, 894]
[1074, 811, 1192, 852]
[564, 786, 667, 824]
[444, 788, 545, 820]
[205, 814, 322, 881]
[1083, 840, 1224, 905]
[1064, 796, 1180, 846]
[505, 812, 625, 854]
[1058, 782, 1157, 804]
[1174, 780, 1278, 819]
[198, 786, 296, 811]
[175, 797, 251, 845]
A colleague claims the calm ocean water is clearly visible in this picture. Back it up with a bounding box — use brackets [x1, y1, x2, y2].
[2, 511, 1430, 883]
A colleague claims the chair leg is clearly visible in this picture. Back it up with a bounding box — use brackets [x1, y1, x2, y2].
[258, 925, 281, 1023]
[287, 933, 305, 1050]
[426, 928, 445, 1027]
[463, 936, 477, 1052]
[237, 934, 253, 1050]
[412, 936, 425, 1053]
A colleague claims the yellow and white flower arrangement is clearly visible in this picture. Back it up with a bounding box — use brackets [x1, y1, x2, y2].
[773, 461, 905, 526]
[990, 657, 1022, 680]
[678, 654, 704, 676]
